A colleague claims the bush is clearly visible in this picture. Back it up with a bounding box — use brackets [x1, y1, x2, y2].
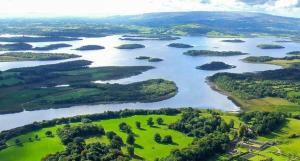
[135, 121, 141, 129]
[147, 117, 154, 127]
[156, 117, 164, 125]
[127, 146, 135, 157]
[45, 131, 53, 137]
[154, 133, 161, 143]
[162, 135, 173, 144]
[126, 134, 135, 145]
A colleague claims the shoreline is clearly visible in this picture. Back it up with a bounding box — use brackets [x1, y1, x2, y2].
[205, 79, 243, 112]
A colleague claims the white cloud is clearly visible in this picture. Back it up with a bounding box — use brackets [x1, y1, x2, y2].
[0, 0, 299, 18]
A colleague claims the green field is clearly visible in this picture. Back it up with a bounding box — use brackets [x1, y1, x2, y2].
[0, 114, 193, 161]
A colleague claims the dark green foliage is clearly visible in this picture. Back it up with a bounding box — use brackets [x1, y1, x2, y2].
[116, 44, 145, 49]
[243, 56, 300, 63]
[183, 50, 247, 56]
[106, 131, 117, 140]
[0, 43, 33, 51]
[43, 137, 129, 161]
[209, 69, 300, 104]
[169, 109, 231, 137]
[156, 117, 164, 125]
[257, 44, 285, 49]
[154, 133, 162, 143]
[15, 139, 21, 146]
[75, 45, 105, 50]
[33, 43, 72, 50]
[196, 61, 235, 70]
[135, 121, 141, 129]
[127, 146, 135, 157]
[147, 117, 154, 127]
[126, 134, 135, 145]
[57, 124, 105, 145]
[287, 51, 300, 55]
[110, 135, 124, 150]
[239, 111, 286, 135]
[168, 43, 193, 48]
[161, 132, 230, 161]
[148, 58, 163, 62]
[45, 131, 53, 137]
[222, 39, 245, 43]
[119, 122, 132, 134]
[162, 135, 173, 144]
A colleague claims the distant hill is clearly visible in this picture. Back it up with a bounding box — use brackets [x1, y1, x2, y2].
[1, 11, 300, 37]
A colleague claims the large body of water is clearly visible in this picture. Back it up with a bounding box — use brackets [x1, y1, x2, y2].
[0, 35, 299, 131]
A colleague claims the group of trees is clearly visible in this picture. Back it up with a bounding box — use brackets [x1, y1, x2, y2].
[239, 111, 286, 135]
[57, 124, 105, 145]
[169, 109, 231, 137]
[154, 133, 173, 144]
[161, 132, 230, 161]
[209, 68, 300, 104]
[43, 137, 129, 161]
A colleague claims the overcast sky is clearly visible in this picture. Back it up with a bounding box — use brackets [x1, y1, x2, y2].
[0, 0, 299, 18]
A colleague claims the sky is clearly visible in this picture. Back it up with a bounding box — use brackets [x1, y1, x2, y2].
[0, 0, 299, 18]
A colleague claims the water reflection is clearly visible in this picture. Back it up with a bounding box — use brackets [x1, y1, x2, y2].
[0, 35, 299, 131]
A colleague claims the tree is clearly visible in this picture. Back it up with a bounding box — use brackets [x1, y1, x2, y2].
[135, 121, 141, 129]
[156, 117, 164, 125]
[162, 135, 173, 144]
[106, 131, 117, 140]
[238, 124, 248, 138]
[229, 119, 234, 128]
[147, 117, 154, 127]
[154, 133, 161, 143]
[45, 130, 53, 137]
[126, 134, 135, 145]
[127, 146, 135, 157]
[15, 139, 21, 146]
[110, 135, 123, 149]
[28, 137, 33, 142]
[119, 122, 131, 133]
[35, 134, 39, 140]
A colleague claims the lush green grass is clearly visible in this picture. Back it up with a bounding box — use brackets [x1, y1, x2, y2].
[256, 118, 300, 160]
[0, 115, 193, 161]
[0, 126, 65, 161]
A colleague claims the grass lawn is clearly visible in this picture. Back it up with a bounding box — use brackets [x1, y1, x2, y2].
[0, 126, 65, 161]
[256, 118, 300, 160]
[0, 114, 193, 161]
[90, 115, 193, 160]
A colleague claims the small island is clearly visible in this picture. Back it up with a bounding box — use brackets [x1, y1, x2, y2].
[148, 58, 163, 62]
[257, 44, 285, 49]
[33, 43, 72, 51]
[115, 44, 145, 49]
[287, 51, 300, 55]
[0, 42, 33, 51]
[183, 50, 248, 56]
[221, 39, 245, 43]
[167, 43, 193, 48]
[136, 56, 163, 62]
[75, 45, 105, 50]
[0, 52, 81, 62]
[136, 56, 151, 60]
[196, 61, 236, 70]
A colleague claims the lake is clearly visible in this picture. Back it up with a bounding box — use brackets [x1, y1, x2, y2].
[1, 35, 299, 131]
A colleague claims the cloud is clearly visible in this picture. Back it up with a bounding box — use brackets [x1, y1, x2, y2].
[0, 0, 299, 18]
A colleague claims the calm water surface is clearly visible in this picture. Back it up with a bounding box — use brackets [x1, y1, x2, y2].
[1, 35, 299, 131]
